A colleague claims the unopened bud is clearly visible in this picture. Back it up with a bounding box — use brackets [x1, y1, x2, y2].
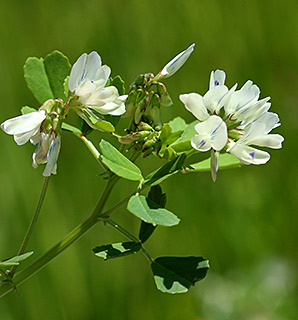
[137, 122, 153, 131]
[118, 135, 134, 144]
[157, 83, 173, 107]
[131, 131, 151, 141]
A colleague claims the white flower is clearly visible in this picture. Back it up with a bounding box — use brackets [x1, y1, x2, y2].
[1, 110, 46, 145]
[1, 108, 62, 177]
[159, 43, 195, 79]
[32, 132, 61, 177]
[69, 51, 126, 115]
[180, 69, 284, 179]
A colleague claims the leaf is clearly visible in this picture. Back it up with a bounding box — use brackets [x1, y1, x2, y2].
[185, 153, 242, 172]
[127, 195, 179, 227]
[151, 256, 209, 294]
[44, 51, 71, 101]
[24, 57, 54, 104]
[144, 153, 187, 186]
[0, 252, 34, 267]
[99, 140, 143, 181]
[168, 117, 187, 132]
[93, 242, 141, 260]
[139, 185, 167, 243]
[171, 120, 199, 153]
[21, 106, 37, 115]
[24, 51, 71, 104]
[95, 120, 115, 132]
[110, 75, 125, 95]
[61, 122, 82, 135]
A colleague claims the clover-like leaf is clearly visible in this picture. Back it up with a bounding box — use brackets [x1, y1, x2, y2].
[93, 242, 141, 260]
[100, 140, 143, 181]
[151, 256, 209, 294]
[128, 195, 179, 227]
[24, 50, 71, 104]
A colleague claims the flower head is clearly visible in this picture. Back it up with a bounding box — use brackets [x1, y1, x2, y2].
[69, 51, 126, 116]
[180, 70, 284, 179]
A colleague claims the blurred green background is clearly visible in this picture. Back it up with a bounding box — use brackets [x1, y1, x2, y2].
[0, 0, 297, 319]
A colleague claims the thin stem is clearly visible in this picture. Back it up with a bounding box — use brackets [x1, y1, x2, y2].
[10, 177, 50, 276]
[75, 134, 106, 171]
[106, 219, 153, 262]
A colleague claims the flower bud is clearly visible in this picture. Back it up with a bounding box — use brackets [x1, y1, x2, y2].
[157, 43, 195, 79]
[157, 83, 173, 107]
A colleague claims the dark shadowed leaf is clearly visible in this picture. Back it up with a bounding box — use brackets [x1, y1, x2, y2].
[93, 242, 141, 260]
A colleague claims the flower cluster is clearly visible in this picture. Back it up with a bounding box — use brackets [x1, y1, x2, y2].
[180, 70, 284, 179]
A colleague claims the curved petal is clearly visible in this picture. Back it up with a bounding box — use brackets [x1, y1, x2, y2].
[68, 53, 87, 92]
[14, 128, 39, 145]
[250, 134, 284, 149]
[228, 143, 270, 165]
[93, 65, 111, 88]
[255, 112, 280, 133]
[43, 136, 61, 177]
[1, 110, 46, 135]
[209, 70, 226, 89]
[90, 95, 127, 116]
[179, 93, 209, 121]
[84, 51, 102, 80]
[91, 86, 119, 105]
[203, 85, 228, 113]
[191, 133, 211, 151]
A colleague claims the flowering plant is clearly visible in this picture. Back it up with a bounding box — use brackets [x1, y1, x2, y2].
[0, 45, 283, 296]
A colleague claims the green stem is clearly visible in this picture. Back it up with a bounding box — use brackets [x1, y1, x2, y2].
[0, 175, 121, 298]
[75, 134, 106, 171]
[10, 177, 50, 277]
[106, 219, 153, 262]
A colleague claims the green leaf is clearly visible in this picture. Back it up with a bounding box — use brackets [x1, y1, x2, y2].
[110, 75, 125, 95]
[63, 76, 70, 98]
[99, 140, 143, 181]
[0, 252, 34, 267]
[151, 256, 209, 294]
[128, 195, 179, 227]
[62, 122, 82, 135]
[95, 120, 115, 132]
[171, 120, 198, 153]
[144, 153, 187, 186]
[24, 57, 54, 104]
[93, 242, 141, 260]
[24, 51, 71, 104]
[139, 185, 167, 243]
[168, 117, 187, 132]
[44, 50, 71, 101]
[21, 106, 37, 115]
[185, 153, 242, 172]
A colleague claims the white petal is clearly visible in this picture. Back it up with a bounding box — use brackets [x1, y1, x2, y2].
[75, 78, 96, 97]
[234, 97, 270, 122]
[237, 122, 266, 145]
[90, 95, 127, 116]
[43, 136, 61, 177]
[255, 112, 280, 133]
[84, 51, 102, 80]
[91, 86, 119, 105]
[194, 115, 228, 151]
[191, 133, 211, 151]
[211, 150, 220, 182]
[203, 85, 228, 113]
[68, 53, 87, 92]
[160, 43, 195, 78]
[250, 134, 284, 149]
[179, 93, 209, 121]
[1, 110, 46, 135]
[209, 70, 226, 89]
[228, 143, 270, 165]
[14, 128, 39, 145]
[93, 65, 111, 86]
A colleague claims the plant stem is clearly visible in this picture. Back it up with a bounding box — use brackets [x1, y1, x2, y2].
[106, 219, 153, 262]
[0, 175, 123, 298]
[10, 177, 50, 277]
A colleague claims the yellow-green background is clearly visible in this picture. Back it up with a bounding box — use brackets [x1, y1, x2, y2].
[0, 1, 297, 319]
